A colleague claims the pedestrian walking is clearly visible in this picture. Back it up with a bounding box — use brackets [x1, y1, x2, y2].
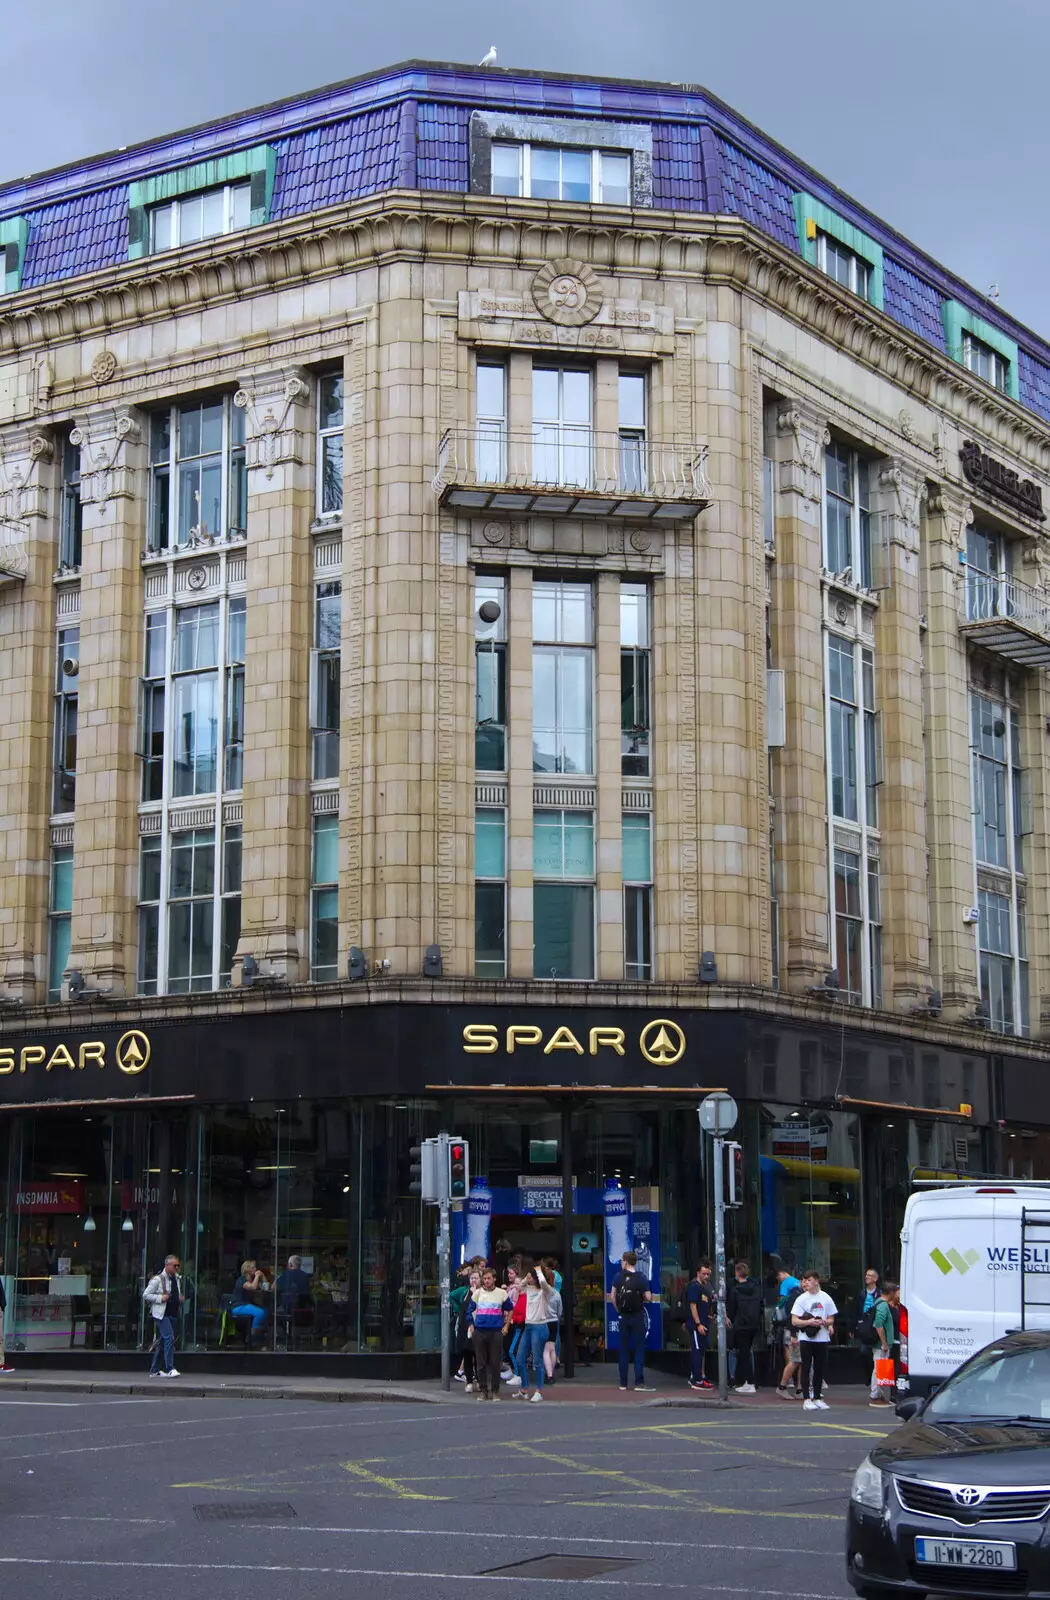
[144, 1253, 184, 1377]
[609, 1249, 653, 1392]
[773, 1266, 802, 1398]
[726, 1259, 761, 1393]
[854, 1266, 882, 1401]
[0, 1252, 13, 1373]
[686, 1259, 714, 1390]
[452, 1268, 481, 1391]
[471, 1267, 511, 1399]
[514, 1263, 553, 1401]
[505, 1270, 528, 1388]
[869, 1281, 901, 1409]
[792, 1270, 837, 1411]
[502, 1264, 522, 1379]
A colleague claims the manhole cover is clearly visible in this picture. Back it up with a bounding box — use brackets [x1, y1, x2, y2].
[194, 1503, 297, 1522]
[483, 1555, 639, 1579]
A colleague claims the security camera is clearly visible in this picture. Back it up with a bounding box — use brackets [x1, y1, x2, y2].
[61, 656, 79, 678]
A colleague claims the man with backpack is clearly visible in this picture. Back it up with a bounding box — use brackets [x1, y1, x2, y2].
[726, 1259, 761, 1394]
[608, 1249, 653, 1392]
[853, 1267, 882, 1401]
[773, 1265, 802, 1398]
[686, 1259, 715, 1391]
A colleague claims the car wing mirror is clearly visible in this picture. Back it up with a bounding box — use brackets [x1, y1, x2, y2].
[895, 1397, 924, 1421]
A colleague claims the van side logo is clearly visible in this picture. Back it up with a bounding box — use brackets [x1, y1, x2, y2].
[930, 1246, 980, 1276]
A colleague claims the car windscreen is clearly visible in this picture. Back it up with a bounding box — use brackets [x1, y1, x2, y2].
[926, 1344, 1050, 1420]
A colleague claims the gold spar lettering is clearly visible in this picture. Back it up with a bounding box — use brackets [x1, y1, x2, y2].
[20, 1045, 45, 1074]
[589, 1027, 625, 1056]
[542, 1026, 584, 1055]
[462, 1024, 499, 1055]
[506, 1026, 543, 1053]
[0, 1048, 13, 1075]
[45, 1043, 76, 1073]
[79, 1041, 106, 1070]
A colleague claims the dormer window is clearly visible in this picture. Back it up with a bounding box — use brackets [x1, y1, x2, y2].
[964, 331, 1010, 395]
[491, 142, 632, 205]
[816, 232, 871, 300]
[150, 182, 251, 252]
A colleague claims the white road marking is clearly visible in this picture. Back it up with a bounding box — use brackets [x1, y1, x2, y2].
[0, 1559, 844, 1593]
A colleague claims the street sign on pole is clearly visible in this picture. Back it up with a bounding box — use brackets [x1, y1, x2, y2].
[698, 1095, 738, 1402]
[698, 1092, 738, 1134]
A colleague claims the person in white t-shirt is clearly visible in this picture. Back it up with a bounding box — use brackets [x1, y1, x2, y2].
[791, 1271, 837, 1411]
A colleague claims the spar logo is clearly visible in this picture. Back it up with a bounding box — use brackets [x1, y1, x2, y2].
[930, 1246, 980, 1276]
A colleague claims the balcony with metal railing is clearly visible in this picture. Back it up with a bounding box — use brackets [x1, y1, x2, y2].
[960, 566, 1050, 665]
[433, 428, 711, 521]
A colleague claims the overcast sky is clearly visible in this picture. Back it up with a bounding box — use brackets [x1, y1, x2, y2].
[7, 0, 1047, 337]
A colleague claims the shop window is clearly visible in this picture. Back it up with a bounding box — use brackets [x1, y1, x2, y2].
[52, 626, 79, 815]
[476, 363, 507, 483]
[942, 299, 1019, 400]
[317, 373, 343, 517]
[823, 440, 871, 583]
[491, 142, 631, 204]
[793, 192, 884, 309]
[979, 890, 1028, 1038]
[150, 182, 250, 252]
[533, 580, 593, 775]
[311, 581, 341, 780]
[620, 582, 651, 777]
[147, 396, 246, 552]
[971, 692, 1027, 872]
[816, 232, 871, 299]
[828, 635, 858, 822]
[168, 829, 216, 994]
[623, 812, 652, 981]
[533, 367, 593, 488]
[172, 604, 220, 797]
[533, 809, 595, 980]
[47, 845, 73, 1001]
[833, 848, 881, 1009]
[475, 575, 506, 771]
[475, 808, 507, 978]
[129, 145, 275, 260]
[59, 434, 82, 570]
[311, 814, 339, 982]
[965, 333, 1009, 394]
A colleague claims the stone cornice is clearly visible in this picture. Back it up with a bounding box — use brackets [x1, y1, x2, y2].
[3, 192, 1050, 473]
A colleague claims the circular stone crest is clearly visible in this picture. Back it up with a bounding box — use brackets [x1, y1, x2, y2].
[482, 521, 508, 545]
[187, 564, 209, 591]
[531, 258, 604, 326]
[90, 349, 118, 383]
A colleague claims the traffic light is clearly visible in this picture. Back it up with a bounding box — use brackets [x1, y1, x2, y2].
[725, 1141, 744, 1208]
[409, 1139, 440, 1202]
[448, 1137, 469, 1200]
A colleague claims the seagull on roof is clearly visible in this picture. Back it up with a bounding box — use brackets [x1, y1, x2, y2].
[479, 45, 497, 67]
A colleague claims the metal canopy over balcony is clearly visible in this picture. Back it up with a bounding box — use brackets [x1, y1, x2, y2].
[433, 429, 711, 522]
[960, 569, 1050, 665]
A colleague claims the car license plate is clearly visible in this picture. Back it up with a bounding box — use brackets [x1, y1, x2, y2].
[915, 1538, 1017, 1571]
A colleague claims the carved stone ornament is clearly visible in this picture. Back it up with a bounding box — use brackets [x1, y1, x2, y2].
[898, 409, 917, 444]
[531, 258, 604, 326]
[90, 349, 119, 384]
[481, 520, 508, 545]
[234, 373, 310, 479]
[629, 529, 653, 553]
[186, 564, 209, 591]
[0, 427, 54, 581]
[70, 406, 142, 514]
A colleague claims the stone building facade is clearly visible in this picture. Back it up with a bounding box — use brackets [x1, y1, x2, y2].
[0, 63, 1047, 1365]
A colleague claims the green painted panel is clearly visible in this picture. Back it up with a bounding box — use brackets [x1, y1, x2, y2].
[941, 298, 1019, 401]
[0, 216, 28, 294]
[793, 191, 884, 310]
[127, 144, 275, 261]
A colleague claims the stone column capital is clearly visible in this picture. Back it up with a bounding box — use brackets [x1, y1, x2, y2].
[772, 398, 830, 503]
[234, 365, 312, 479]
[870, 455, 928, 565]
[70, 405, 146, 510]
[926, 481, 974, 551]
[0, 423, 58, 581]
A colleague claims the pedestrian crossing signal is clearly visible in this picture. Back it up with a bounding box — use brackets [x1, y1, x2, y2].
[726, 1142, 744, 1208]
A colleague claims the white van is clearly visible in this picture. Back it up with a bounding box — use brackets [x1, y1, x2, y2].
[899, 1182, 1050, 1397]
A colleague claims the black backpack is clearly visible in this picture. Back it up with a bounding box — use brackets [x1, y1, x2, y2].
[772, 1282, 801, 1327]
[616, 1271, 646, 1316]
[731, 1277, 762, 1329]
[856, 1302, 879, 1347]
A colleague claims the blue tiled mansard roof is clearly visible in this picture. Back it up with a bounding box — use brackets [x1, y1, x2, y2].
[4, 60, 1050, 427]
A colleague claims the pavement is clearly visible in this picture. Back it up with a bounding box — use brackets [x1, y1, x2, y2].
[0, 1378, 891, 1599]
[0, 1362, 878, 1408]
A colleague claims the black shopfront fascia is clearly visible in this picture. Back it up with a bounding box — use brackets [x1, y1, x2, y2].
[0, 1002, 993, 1121]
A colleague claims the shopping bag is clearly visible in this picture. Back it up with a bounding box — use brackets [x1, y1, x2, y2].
[874, 1355, 895, 1384]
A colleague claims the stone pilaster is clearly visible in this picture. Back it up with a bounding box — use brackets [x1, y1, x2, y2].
[0, 427, 58, 999]
[923, 486, 980, 1017]
[769, 400, 831, 989]
[233, 368, 313, 982]
[595, 572, 623, 980]
[870, 458, 932, 1008]
[506, 566, 534, 979]
[67, 407, 146, 994]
